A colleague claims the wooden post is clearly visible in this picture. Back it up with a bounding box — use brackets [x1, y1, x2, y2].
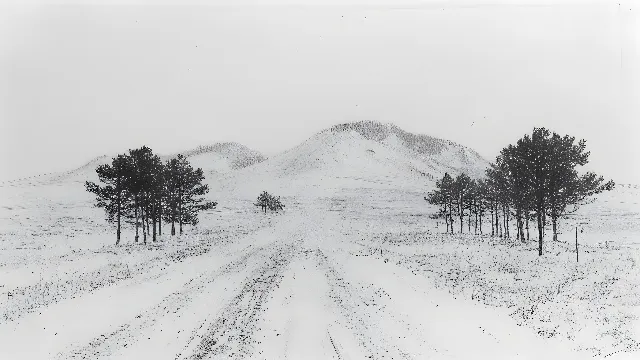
[575, 227, 579, 262]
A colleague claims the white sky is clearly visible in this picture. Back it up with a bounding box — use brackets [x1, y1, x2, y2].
[1, 0, 639, 183]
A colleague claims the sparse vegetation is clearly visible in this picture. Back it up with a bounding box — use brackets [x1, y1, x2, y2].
[254, 191, 285, 213]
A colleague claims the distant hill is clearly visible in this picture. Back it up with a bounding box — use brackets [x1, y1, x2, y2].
[217, 121, 491, 198]
[0, 142, 266, 187]
[0, 121, 490, 199]
[172, 142, 266, 175]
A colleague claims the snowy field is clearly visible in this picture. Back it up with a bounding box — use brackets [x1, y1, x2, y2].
[1, 126, 639, 360]
[1, 179, 639, 360]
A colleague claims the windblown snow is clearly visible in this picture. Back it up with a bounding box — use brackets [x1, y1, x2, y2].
[0, 121, 638, 360]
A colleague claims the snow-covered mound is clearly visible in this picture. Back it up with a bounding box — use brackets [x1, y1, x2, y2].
[218, 121, 490, 198]
[328, 121, 487, 176]
[0, 142, 266, 188]
[173, 142, 266, 176]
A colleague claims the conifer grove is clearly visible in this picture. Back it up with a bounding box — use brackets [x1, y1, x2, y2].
[425, 128, 614, 256]
[85, 146, 217, 245]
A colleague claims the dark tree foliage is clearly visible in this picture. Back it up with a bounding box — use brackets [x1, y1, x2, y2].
[86, 147, 217, 244]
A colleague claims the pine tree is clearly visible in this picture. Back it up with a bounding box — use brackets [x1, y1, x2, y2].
[126, 146, 161, 244]
[85, 154, 133, 245]
[483, 127, 614, 255]
[163, 157, 181, 235]
[545, 134, 615, 242]
[476, 179, 491, 235]
[453, 173, 472, 233]
[147, 156, 164, 242]
[254, 191, 285, 213]
[255, 191, 271, 214]
[267, 196, 285, 212]
[179, 167, 217, 232]
[163, 155, 217, 234]
[425, 173, 456, 233]
[464, 179, 477, 233]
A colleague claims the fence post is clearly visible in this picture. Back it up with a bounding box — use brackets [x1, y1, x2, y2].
[575, 227, 579, 263]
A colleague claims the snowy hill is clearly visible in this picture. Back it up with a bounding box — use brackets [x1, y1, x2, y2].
[216, 121, 490, 198]
[0, 142, 266, 188]
[328, 121, 487, 176]
[173, 142, 266, 176]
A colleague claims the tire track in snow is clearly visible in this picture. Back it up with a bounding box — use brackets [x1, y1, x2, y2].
[54, 243, 269, 360]
[316, 248, 415, 360]
[327, 329, 343, 360]
[1, 229, 262, 322]
[177, 243, 296, 360]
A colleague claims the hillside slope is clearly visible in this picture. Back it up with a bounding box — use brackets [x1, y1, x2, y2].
[215, 121, 490, 198]
[0, 142, 265, 188]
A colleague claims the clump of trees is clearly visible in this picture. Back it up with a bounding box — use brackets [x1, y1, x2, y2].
[254, 191, 285, 213]
[86, 146, 217, 245]
[426, 128, 614, 256]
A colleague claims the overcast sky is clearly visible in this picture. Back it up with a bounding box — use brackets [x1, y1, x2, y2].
[1, 0, 638, 183]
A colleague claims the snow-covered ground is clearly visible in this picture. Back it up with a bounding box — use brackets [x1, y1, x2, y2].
[1, 124, 639, 359]
[1, 184, 639, 359]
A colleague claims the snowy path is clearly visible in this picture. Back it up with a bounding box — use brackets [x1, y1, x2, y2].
[0, 208, 584, 360]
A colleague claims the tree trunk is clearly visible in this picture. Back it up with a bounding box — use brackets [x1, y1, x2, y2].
[495, 204, 500, 237]
[502, 206, 506, 238]
[506, 206, 510, 239]
[116, 196, 121, 246]
[152, 203, 157, 242]
[179, 197, 183, 235]
[146, 201, 150, 236]
[537, 210, 544, 256]
[449, 201, 453, 235]
[459, 197, 464, 233]
[552, 216, 558, 242]
[474, 204, 478, 235]
[445, 214, 449, 233]
[518, 213, 524, 242]
[158, 201, 162, 237]
[134, 198, 139, 243]
[171, 220, 176, 236]
[505, 206, 509, 238]
[142, 205, 147, 244]
[444, 204, 449, 233]
[491, 204, 496, 236]
[526, 215, 530, 241]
